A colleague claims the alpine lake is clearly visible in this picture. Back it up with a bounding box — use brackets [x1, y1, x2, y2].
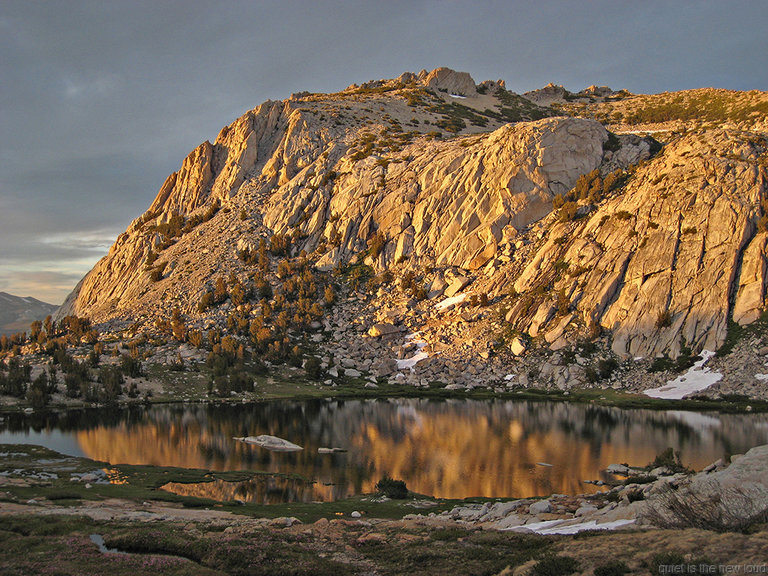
[2, 396, 767, 505]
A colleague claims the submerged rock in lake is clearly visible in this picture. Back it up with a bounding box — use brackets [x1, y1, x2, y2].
[318, 447, 347, 454]
[233, 435, 303, 452]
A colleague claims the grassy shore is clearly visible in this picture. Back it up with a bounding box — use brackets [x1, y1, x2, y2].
[3, 360, 768, 417]
[2, 446, 767, 575]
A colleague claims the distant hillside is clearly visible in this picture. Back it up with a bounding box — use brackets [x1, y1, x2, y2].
[0, 292, 58, 336]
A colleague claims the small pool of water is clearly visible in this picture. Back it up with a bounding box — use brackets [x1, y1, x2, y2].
[89, 534, 127, 555]
[2, 398, 767, 502]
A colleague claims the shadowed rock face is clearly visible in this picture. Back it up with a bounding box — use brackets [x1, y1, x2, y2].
[58, 68, 768, 361]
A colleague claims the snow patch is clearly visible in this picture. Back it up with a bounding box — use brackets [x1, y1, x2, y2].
[755, 374, 768, 381]
[613, 129, 668, 135]
[397, 352, 428, 370]
[509, 518, 635, 535]
[450, 94, 467, 99]
[644, 350, 722, 399]
[396, 332, 429, 370]
[549, 519, 636, 535]
[505, 519, 562, 533]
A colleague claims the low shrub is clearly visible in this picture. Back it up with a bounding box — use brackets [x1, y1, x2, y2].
[532, 554, 580, 576]
[594, 560, 629, 576]
[650, 447, 688, 472]
[376, 475, 408, 499]
[586, 358, 619, 382]
[368, 232, 387, 259]
[626, 489, 645, 502]
[648, 552, 685, 576]
[558, 201, 579, 222]
[624, 474, 657, 485]
[304, 356, 323, 379]
[656, 310, 672, 328]
[45, 491, 83, 501]
[648, 356, 674, 373]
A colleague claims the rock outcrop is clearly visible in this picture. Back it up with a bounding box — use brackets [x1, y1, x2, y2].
[419, 67, 478, 96]
[502, 129, 768, 358]
[643, 444, 768, 530]
[265, 116, 608, 270]
[58, 72, 613, 323]
[149, 101, 286, 216]
[523, 83, 572, 105]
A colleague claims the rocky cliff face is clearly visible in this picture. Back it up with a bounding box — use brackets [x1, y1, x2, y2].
[59, 68, 768, 368]
[503, 129, 768, 358]
[265, 116, 609, 272]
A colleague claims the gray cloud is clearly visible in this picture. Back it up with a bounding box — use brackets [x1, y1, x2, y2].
[0, 269, 85, 306]
[1, 0, 766, 303]
[0, 228, 116, 264]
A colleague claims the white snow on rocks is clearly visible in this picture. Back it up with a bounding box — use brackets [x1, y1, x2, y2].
[506, 518, 635, 535]
[644, 350, 722, 399]
[396, 332, 429, 370]
[396, 351, 429, 370]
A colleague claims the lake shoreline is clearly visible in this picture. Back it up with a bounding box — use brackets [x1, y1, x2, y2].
[3, 372, 768, 417]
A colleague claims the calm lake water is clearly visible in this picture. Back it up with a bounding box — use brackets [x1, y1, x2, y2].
[2, 399, 767, 503]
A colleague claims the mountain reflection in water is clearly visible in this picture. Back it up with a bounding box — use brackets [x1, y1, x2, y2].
[161, 476, 340, 504]
[3, 399, 767, 502]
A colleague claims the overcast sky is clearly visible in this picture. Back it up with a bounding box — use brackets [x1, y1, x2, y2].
[1, 1, 766, 304]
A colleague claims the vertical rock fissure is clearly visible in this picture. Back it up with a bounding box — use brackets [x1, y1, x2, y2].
[727, 214, 760, 330]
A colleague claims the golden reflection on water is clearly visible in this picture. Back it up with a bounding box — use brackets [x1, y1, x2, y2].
[161, 477, 336, 504]
[356, 413, 588, 497]
[350, 408, 668, 498]
[74, 400, 768, 502]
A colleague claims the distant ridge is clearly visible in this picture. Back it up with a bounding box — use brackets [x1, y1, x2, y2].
[0, 292, 58, 336]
